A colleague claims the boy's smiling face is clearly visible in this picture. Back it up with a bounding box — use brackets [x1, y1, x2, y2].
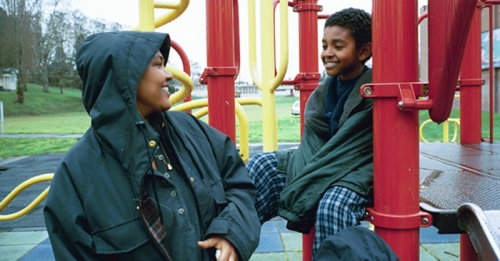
[321, 25, 371, 80]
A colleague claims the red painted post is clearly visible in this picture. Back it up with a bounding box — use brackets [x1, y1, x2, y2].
[460, 3, 483, 144]
[205, 0, 237, 141]
[459, 3, 482, 261]
[371, 0, 421, 260]
[292, 1, 322, 260]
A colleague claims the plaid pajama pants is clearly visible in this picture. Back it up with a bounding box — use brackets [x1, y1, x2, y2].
[246, 152, 370, 258]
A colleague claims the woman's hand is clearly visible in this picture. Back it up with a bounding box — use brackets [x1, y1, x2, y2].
[197, 236, 239, 261]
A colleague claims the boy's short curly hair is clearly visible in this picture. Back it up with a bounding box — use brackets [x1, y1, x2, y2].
[325, 8, 372, 60]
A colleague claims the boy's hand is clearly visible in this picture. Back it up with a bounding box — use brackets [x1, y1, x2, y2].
[197, 236, 239, 261]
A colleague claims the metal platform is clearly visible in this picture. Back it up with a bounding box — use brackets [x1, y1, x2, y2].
[419, 142, 500, 235]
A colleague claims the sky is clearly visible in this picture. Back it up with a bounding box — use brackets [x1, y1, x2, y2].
[74, 0, 428, 83]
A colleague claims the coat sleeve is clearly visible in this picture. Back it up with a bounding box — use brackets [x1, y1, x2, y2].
[44, 163, 102, 261]
[203, 128, 261, 261]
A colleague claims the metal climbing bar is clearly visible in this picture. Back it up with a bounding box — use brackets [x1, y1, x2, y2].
[0, 173, 53, 221]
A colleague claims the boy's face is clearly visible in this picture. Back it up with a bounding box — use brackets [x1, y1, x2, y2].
[136, 51, 173, 121]
[321, 25, 371, 80]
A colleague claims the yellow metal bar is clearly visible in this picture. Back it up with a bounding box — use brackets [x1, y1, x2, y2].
[248, 0, 289, 152]
[0, 173, 53, 221]
[419, 118, 460, 143]
[248, 0, 262, 90]
[235, 102, 250, 162]
[155, 1, 182, 9]
[171, 99, 207, 112]
[260, 0, 278, 152]
[443, 121, 450, 142]
[270, 0, 289, 90]
[172, 98, 263, 162]
[153, 0, 190, 28]
[133, 0, 189, 31]
[139, 0, 155, 31]
[167, 64, 193, 105]
[236, 97, 263, 106]
[448, 119, 460, 142]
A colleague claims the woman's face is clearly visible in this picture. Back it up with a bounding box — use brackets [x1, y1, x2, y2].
[136, 51, 173, 121]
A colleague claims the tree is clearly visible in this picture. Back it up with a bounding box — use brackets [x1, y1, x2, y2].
[32, 3, 67, 93]
[0, 8, 14, 68]
[0, 0, 123, 104]
[1, 0, 37, 103]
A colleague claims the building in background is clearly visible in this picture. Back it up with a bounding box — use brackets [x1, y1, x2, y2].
[0, 68, 18, 92]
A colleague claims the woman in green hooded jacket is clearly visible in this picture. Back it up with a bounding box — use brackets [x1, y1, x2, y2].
[44, 31, 260, 261]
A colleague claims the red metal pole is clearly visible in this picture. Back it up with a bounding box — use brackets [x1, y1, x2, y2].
[205, 0, 237, 141]
[458, 3, 482, 260]
[170, 40, 192, 111]
[292, 1, 321, 260]
[460, 234, 479, 261]
[460, 3, 482, 144]
[372, 0, 420, 260]
[489, 5, 494, 142]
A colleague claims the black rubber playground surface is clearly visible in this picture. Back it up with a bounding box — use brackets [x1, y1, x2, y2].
[0, 153, 63, 231]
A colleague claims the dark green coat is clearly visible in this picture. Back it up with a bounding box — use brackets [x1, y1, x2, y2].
[277, 70, 373, 233]
[43, 31, 260, 261]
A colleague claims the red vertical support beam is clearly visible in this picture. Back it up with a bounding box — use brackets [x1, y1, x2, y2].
[372, 0, 420, 260]
[205, 0, 236, 141]
[460, 3, 482, 144]
[460, 233, 479, 261]
[459, 3, 482, 259]
[293, 1, 321, 260]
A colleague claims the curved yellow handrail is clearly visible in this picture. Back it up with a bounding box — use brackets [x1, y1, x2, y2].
[171, 97, 263, 162]
[153, 0, 190, 27]
[167, 64, 193, 105]
[248, 0, 289, 92]
[248, 0, 261, 89]
[133, 0, 190, 31]
[0, 173, 53, 221]
[419, 118, 461, 143]
[270, 0, 289, 91]
[248, 0, 289, 152]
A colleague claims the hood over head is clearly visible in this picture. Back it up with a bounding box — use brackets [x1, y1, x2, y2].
[77, 31, 170, 113]
[76, 31, 171, 174]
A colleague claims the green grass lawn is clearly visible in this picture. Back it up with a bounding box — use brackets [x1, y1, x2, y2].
[1, 84, 500, 158]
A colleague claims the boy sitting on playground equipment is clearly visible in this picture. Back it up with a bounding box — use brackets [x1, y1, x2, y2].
[246, 7, 373, 259]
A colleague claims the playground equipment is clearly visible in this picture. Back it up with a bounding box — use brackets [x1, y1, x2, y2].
[419, 118, 461, 142]
[3, 0, 500, 260]
[359, 1, 499, 260]
[0, 174, 53, 221]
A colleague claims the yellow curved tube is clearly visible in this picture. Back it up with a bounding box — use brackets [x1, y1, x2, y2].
[0, 173, 53, 221]
[270, 0, 289, 91]
[154, 0, 190, 28]
[134, 0, 190, 31]
[419, 119, 460, 143]
[248, 0, 262, 90]
[171, 98, 263, 162]
[167, 64, 193, 105]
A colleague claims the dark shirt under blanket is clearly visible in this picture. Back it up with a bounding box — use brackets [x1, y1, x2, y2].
[324, 66, 368, 138]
